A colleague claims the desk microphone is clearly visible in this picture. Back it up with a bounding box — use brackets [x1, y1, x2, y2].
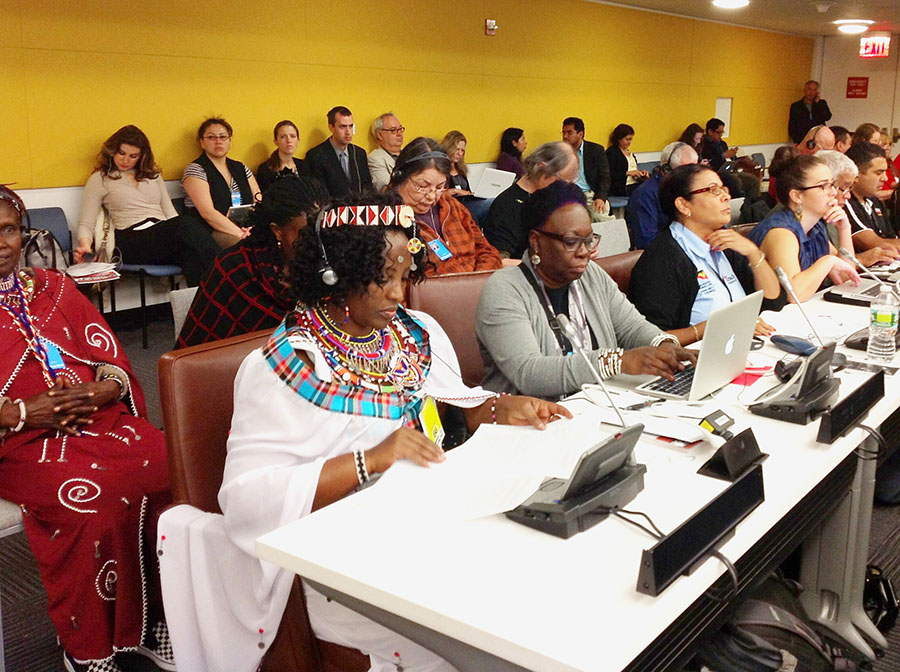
[775, 266, 826, 346]
[838, 247, 898, 297]
[556, 314, 626, 427]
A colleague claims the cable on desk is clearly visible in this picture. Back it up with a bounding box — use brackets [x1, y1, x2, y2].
[599, 506, 665, 540]
[857, 424, 887, 459]
[703, 549, 740, 604]
[614, 507, 666, 539]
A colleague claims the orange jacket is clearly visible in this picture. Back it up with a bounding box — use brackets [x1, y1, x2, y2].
[417, 194, 503, 276]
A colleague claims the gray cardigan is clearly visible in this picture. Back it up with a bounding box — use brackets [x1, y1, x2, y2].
[475, 257, 663, 398]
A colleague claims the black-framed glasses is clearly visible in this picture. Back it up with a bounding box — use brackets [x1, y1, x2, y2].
[382, 126, 405, 135]
[798, 180, 837, 194]
[534, 229, 601, 252]
[688, 184, 730, 197]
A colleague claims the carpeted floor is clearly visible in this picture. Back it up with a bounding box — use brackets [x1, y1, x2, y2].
[2, 313, 900, 671]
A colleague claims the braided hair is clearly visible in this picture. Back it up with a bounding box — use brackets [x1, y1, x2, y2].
[245, 175, 329, 248]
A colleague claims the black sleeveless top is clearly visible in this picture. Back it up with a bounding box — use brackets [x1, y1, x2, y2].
[188, 153, 253, 218]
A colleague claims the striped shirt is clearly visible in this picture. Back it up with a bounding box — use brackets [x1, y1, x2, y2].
[182, 161, 254, 209]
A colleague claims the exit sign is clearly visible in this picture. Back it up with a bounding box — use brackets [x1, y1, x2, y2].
[860, 36, 890, 58]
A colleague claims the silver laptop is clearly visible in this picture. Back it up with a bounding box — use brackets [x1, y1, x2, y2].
[823, 278, 882, 307]
[472, 168, 516, 199]
[635, 290, 763, 401]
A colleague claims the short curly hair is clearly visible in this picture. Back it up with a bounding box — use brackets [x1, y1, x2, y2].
[291, 192, 427, 306]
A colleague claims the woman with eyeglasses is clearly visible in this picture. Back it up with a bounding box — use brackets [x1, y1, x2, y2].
[476, 180, 696, 398]
[387, 137, 502, 276]
[628, 165, 784, 345]
[747, 155, 859, 302]
[255, 120, 307, 193]
[182, 117, 262, 250]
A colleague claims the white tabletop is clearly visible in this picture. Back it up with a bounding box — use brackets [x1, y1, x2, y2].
[257, 292, 899, 672]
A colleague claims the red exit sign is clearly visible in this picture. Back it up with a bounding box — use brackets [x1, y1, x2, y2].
[860, 36, 890, 58]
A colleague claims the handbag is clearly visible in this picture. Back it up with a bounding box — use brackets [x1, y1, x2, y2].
[93, 207, 119, 265]
[22, 229, 69, 271]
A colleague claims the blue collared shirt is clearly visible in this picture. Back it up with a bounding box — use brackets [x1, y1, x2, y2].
[574, 142, 590, 192]
[670, 222, 746, 325]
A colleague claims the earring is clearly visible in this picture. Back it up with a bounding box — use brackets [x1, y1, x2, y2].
[530, 250, 541, 266]
[342, 305, 350, 325]
[793, 204, 803, 222]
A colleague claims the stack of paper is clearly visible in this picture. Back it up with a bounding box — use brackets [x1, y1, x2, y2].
[66, 262, 120, 285]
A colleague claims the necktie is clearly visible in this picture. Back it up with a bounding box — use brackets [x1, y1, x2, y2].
[340, 151, 349, 179]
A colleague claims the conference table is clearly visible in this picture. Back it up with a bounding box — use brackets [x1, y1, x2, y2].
[257, 289, 900, 672]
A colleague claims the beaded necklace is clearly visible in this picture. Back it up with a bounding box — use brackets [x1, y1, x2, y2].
[0, 271, 56, 386]
[298, 306, 425, 392]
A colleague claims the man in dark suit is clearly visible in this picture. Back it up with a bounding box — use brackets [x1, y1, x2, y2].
[305, 106, 373, 198]
[788, 80, 832, 144]
[562, 116, 611, 218]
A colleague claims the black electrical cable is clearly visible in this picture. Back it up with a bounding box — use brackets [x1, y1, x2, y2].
[703, 549, 740, 603]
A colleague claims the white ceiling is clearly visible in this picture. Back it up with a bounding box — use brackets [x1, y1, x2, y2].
[587, 0, 900, 36]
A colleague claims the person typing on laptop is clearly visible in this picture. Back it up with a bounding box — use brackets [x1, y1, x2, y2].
[629, 164, 785, 345]
[747, 154, 860, 302]
[476, 180, 696, 399]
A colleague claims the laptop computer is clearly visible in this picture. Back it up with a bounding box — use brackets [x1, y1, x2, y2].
[471, 168, 516, 199]
[635, 290, 764, 401]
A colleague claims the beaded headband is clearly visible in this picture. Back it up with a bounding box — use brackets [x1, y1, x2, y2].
[319, 204, 415, 229]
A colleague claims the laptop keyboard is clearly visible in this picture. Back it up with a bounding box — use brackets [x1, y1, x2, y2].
[643, 365, 696, 396]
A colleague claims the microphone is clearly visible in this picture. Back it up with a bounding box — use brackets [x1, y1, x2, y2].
[775, 266, 825, 347]
[556, 314, 626, 427]
[839, 247, 898, 298]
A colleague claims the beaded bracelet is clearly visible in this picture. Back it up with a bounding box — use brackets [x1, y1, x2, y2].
[95, 364, 130, 401]
[353, 449, 370, 485]
[597, 348, 624, 379]
[651, 332, 681, 348]
[491, 393, 508, 424]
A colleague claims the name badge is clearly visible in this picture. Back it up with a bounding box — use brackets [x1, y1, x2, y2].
[419, 396, 445, 448]
[427, 238, 453, 261]
[231, 191, 242, 207]
[42, 341, 65, 370]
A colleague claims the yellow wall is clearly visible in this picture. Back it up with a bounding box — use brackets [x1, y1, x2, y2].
[1, 0, 813, 189]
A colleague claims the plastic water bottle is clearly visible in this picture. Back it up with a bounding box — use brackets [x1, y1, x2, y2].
[867, 286, 900, 362]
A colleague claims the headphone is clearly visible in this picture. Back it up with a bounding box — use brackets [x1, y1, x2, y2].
[806, 125, 825, 150]
[314, 210, 339, 286]
[391, 150, 451, 184]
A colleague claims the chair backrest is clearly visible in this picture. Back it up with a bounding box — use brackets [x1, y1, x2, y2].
[594, 250, 643, 294]
[751, 152, 766, 170]
[157, 330, 271, 514]
[170, 287, 199, 338]
[26, 207, 71, 253]
[593, 218, 631, 256]
[638, 160, 660, 174]
[407, 270, 497, 387]
[729, 197, 745, 225]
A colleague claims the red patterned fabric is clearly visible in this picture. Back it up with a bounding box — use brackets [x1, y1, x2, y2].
[0, 270, 169, 664]
[176, 240, 291, 348]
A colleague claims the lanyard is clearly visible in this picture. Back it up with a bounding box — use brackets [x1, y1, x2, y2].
[0, 278, 56, 386]
[521, 265, 590, 354]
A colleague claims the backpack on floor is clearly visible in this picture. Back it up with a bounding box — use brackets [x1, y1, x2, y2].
[22, 229, 69, 271]
[695, 573, 860, 672]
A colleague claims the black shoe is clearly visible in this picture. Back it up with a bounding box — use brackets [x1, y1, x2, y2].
[62, 651, 124, 672]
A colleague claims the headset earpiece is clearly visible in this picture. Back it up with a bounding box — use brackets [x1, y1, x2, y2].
[314, 211, 338, 286]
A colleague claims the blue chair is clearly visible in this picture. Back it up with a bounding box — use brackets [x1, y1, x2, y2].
[25, 207, 72, 261]
[637, 160, 660, 174]
[110, 264, 183, 349]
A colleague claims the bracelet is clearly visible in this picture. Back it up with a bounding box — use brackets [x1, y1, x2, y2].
[597, 348, 624, 379]
[353, 449, 370, 485]
[491, 393, 508, 424]
[691, 324, 701, 342]
[750, 251, 766, 270]
[650, 332, 680, 348]
[95, 364, 129, 401]
[11, 399, 25, 433]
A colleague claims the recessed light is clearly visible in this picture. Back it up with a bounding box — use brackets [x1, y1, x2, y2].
[833, 19, 874, 34]
[712, 0, 750, 8]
